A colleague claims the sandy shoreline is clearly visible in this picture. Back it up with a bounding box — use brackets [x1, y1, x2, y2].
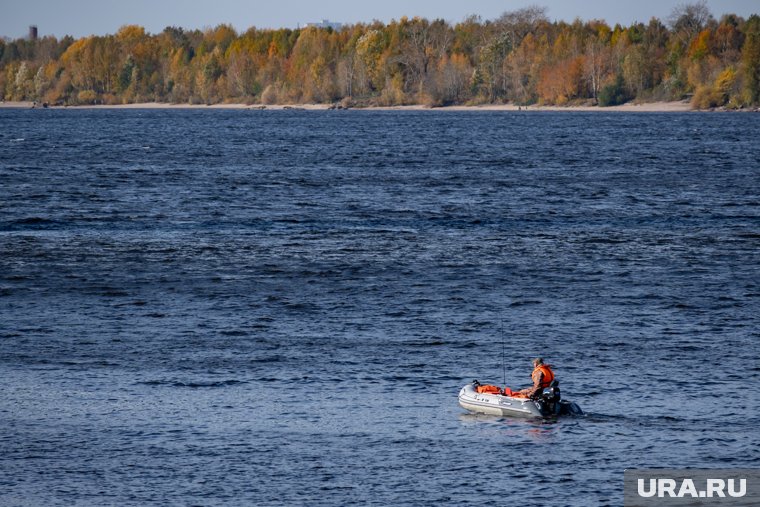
[0, 100, 711, 112]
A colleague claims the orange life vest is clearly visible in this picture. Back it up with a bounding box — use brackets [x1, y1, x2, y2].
[531, 364, 555, 388]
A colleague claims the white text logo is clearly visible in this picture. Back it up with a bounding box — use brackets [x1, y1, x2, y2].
[637, 478, 747, 498]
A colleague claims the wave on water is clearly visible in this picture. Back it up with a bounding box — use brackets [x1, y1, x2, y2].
[136, 379, 249, 388]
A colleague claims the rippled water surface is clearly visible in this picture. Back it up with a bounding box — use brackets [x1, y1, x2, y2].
[1, 109, 759, 506]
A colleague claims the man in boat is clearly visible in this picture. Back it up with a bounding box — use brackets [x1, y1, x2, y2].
[506, 357, 555, 398]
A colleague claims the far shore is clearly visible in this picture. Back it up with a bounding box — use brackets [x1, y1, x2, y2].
[2, 99, 752, 112]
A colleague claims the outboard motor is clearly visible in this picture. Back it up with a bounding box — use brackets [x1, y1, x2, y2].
[532, 380, 584, 417]
[534, 380, 561, 416]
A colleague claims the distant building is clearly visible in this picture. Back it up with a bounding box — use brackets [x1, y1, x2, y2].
[28, 25, 38, 40]
[305, 19, 342, 31]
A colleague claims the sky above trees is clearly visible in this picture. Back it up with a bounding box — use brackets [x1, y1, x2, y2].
[2, 0, 759, 39]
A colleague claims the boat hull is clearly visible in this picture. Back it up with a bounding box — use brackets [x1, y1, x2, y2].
[458, 383, 543, 418]
[458, 383, 583, 418]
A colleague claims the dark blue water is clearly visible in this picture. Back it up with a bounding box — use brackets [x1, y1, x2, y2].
[1, 109, 758, 506]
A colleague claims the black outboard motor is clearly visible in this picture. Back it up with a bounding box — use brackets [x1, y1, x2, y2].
[534, 380, 561, 415]
[534, 380, 584, 417]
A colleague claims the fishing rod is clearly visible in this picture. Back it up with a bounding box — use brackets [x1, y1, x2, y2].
[501, 319, 506, 386]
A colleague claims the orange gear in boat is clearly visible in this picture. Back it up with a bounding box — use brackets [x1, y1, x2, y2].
[475, 384, 502, 394]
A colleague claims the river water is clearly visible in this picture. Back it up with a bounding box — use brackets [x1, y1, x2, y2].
[1, 109, 758, 506]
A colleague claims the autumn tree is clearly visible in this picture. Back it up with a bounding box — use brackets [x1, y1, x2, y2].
[585, 22, 612, 102]
[287, 27, 340, 102]
[669, 1, 713, 46]
[742, 15, 760, 104]
[355, 28, 386, 93]
[226, 39, 259, 99]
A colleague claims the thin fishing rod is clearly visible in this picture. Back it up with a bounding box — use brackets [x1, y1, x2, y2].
[501, 319, 506, 386]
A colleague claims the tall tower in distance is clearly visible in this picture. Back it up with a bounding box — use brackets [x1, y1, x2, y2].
[29, 25, 38, 40]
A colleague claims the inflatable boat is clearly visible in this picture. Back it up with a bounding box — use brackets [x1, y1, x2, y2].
[458, 380, 583, 418]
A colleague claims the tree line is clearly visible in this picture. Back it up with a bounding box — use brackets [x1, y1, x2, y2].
[2, 3, 759, 108]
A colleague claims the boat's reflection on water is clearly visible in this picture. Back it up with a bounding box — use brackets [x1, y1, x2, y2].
[457, 411, 584, 442]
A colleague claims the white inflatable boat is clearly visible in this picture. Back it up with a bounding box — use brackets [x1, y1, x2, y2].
[458, 380, 583, 418]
